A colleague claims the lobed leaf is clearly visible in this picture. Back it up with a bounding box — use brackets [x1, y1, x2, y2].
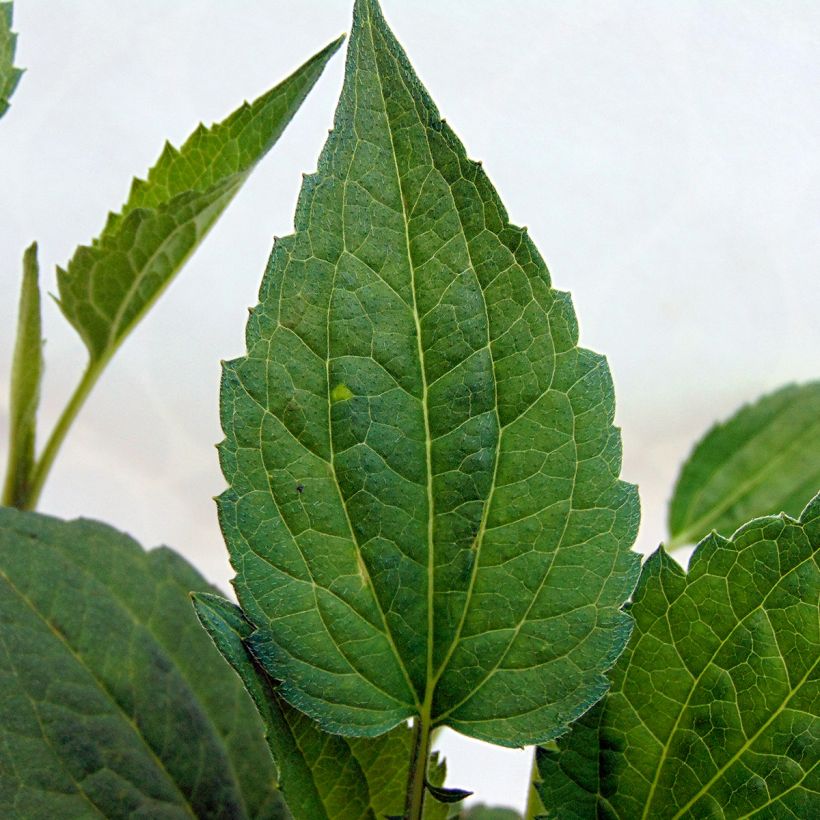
[193, 593, 448, 820]
[0, 508, 283, 818]
[2, 243, 43, 508]
[0, 1, 22, 120]
[56, 35, 344, 365]
[668, 382, 820, 549]
[537, 493, 820, 818]
[219, 0, 639, 750]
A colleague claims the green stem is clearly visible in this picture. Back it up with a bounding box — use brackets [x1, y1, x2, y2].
[19, 360, 103, 511]
[404, 710, 432, 820]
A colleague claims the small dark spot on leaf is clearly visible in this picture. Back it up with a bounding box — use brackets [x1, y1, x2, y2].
[296, 484, 304, 494]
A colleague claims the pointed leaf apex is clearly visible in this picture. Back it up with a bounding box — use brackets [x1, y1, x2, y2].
[425, 780, 473, 804]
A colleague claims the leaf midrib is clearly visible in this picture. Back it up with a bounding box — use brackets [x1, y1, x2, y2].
[366, 8, 436, 707]
[102, 178, 241, 354]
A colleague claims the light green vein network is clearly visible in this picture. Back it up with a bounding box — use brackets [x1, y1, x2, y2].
[537, 493, 820, 818]
[219, 0, 640, 747]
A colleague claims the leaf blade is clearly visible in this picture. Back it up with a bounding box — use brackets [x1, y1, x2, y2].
[193, 593, 448, 820]
[0, 1, 22, 120]
[668, 381, 820, 548]
[538, 494, 820, 818]
[56, 35, 344, 365]
[0, 508, 283, 819]
[220, 0, 639, 750]
[2, 243, 43, 508]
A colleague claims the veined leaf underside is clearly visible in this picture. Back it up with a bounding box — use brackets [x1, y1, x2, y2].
[220, 0, 639, 746]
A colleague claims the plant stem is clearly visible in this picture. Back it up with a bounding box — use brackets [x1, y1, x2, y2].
[18, 360, 103, 510]
[404, 710, 432, 820]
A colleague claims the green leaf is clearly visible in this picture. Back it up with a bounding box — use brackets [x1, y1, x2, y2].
[2, 243, 43, 508]
[668, 382, 820, 549]
[425, 782, 472, 804]
[219, 0, 639, 751]
[0, 507, 284, 818]
[0, 1, 22, 120]
[537, 494, 820, 818]
[193, 592, 449, 820]
[56, 34, 343, 365]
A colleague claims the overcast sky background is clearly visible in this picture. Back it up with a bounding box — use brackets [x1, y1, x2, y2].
[2, 0, 819, 812]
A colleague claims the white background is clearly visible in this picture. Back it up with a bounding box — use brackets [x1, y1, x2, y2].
[1, 1, 818, 812]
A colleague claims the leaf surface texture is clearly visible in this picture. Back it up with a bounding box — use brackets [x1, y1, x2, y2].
[2, 244, 42, 507]
[669, 382, 820, 548]
[0, 1, 21, 119]
[193, 593, 448, 820]
[219, 0, 639, 746]
[56, 35, 343, 364]
[537, 494, 820, 818]
[0, 508, 283, 819]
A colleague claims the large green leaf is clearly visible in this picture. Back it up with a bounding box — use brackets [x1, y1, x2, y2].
[193, 593, 448, 820]
[668, 382, 820, 549]
[536, 493, 820, 818]
[2, 244, 43, 508]
[219, 0, 639, 749]
[0, 1, 22, 120]
[0, 508, 283, 818]
[56, 35, 343, 365]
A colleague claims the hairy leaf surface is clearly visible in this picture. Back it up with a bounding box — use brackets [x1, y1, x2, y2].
[0, 1, 21, 120]
[2, 244, 42, 507]
[668, 382, 820, 549]
[57, 35, 343, 365]
[219, 0, 639, 747]
[0, 508, 283, 819]
[537, 494, 820, 818]
[193, 593, 448, 820]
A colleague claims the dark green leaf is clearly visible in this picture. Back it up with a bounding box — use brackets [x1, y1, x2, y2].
[537, 493, 820, 818]
[0, 1, 22, 120]
[2, 243, 42, 508]
[0, 507, 283, 818]
[668, 382, 820, 549]
[425, 781, 472, 804]
[56, 35, 343, 365]
[193, 592, 448, 820]
[219, 0, 638, 748]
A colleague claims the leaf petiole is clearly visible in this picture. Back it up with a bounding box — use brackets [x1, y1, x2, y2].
[404, 710, 433, 820]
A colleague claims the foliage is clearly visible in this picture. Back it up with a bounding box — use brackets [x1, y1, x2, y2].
[2, 34, 343, 511]
[0, 508, 283, 818]
[218, 0, 639, 760]
[2, 243, 40, 507]
[669, 382, 820, 549]
[193, 594, 448, 820]
[1, 1, 817, 818]
[0, 1, 21, 120]
[536, 493, 819, 818]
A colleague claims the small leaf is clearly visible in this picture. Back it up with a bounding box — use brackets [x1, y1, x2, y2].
[56, 34, 344, 365]
[0, 507, 283, 818]
[2, 243, 42, 508]
[0, 1, 22, 120]
[537, 493, 820, 818]
[668, 381, 820, 548]
[425, 781, 472, 804]
[219, 0, 639, 751]
[193, 592, 449, 820]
